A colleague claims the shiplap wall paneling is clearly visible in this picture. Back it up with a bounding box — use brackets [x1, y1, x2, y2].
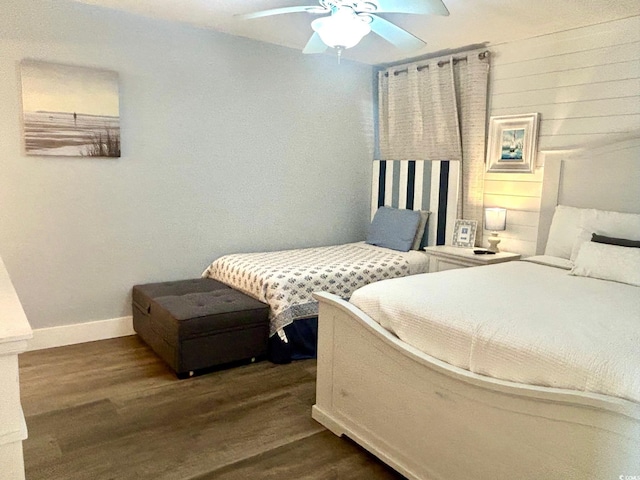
[484, 15, 640, 255]
[490, 17, 640, 149]
[483, 168, 543, 256]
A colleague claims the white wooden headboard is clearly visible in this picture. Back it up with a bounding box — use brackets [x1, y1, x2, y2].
[537, 137, 640, 254]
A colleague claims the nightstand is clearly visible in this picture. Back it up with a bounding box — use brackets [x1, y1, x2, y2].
[424, 246, 521, 273]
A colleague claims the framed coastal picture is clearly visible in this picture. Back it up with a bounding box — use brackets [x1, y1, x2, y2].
[452, 219, 477, 248]
[486, 113, 539, 173]
[20, 60, 120, 157]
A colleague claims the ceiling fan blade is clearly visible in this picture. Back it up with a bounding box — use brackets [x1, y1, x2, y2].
[237, 6, 328, 20]
[369, 15, 426, 51]
[302, 32, 328, 54]
[374, 0, 449, 16]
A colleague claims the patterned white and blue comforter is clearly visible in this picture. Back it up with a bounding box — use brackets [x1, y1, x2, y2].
[202, 242, 426, 336]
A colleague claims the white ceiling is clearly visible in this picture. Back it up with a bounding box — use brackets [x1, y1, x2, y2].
[69, 0, 640, 65]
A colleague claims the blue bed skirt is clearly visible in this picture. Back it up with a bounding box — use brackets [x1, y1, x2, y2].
[267, 317, 318, 364]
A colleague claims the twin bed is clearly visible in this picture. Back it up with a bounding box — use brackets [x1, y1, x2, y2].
[312, 138, 640, 479]
[203, 242, 428, 339]
[202, 209, 430, 361]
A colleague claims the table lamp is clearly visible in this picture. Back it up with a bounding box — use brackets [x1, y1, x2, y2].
[484, 208, 507, 253]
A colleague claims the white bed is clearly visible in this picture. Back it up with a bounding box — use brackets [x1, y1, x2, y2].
[350, 257, 640, 403]
[312, 138, 640, 479]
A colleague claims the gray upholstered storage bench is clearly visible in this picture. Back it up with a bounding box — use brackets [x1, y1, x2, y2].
[132, 279, 270, 378]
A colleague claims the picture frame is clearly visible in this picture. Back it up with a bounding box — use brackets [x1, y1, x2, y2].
[20, 60, 121, 158]
[452, 219, 478, 248]
[486, 113, 540, 173]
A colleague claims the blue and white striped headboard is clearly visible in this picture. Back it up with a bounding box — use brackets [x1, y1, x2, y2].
[371, 160, 460, 246]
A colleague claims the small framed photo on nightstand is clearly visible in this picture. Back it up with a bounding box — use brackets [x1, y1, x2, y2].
[452, 219, 477, 248]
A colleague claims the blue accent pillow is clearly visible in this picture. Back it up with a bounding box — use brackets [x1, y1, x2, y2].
[366, 207, 421, 252]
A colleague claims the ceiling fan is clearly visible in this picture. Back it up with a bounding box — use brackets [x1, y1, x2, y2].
[238, 0, 449, 58]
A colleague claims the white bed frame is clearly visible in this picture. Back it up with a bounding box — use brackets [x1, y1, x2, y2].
[312, 137, 640, 480]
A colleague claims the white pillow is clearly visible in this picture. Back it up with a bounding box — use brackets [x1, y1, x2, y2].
[569, 209, 640, 261]
[544, 205, 584, 259]
[411, 210, 431, 250]
[570, 242, 640, 287]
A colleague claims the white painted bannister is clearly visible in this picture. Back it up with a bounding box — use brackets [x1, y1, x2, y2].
[0, 257, 32, 480]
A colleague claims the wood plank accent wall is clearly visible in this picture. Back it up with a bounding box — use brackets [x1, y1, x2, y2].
[484, 16, 640, 256]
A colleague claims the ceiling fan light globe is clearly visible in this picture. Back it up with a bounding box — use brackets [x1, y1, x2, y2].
[311, 9, 371, 49]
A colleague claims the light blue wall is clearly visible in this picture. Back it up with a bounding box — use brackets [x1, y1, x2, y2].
[0, 0, 374, 329]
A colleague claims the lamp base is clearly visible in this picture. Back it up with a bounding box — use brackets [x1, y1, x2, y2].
[487, 233, 501, 253]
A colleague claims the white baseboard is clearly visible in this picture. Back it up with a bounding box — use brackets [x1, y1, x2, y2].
[27, 316, 134, 351]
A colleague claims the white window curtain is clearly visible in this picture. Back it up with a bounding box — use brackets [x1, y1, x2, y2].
[378, 49, 490, 237]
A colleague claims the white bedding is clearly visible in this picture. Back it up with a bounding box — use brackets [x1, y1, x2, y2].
[203, 242, 428, 336]
[350, 259, 640, 403]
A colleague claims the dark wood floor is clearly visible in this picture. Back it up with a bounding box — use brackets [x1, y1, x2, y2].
[19, 336, 405, 480]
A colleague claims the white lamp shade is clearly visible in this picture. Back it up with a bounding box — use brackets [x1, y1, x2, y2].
[485, 208, 507, 231]
[311, 9, 371, 49]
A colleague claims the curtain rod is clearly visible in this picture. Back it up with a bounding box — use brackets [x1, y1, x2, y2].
[383, 50, 490, 77]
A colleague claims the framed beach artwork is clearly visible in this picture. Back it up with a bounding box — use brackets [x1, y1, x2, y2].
[486, 113, 539, 173]
[20, 60, 120, 157]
